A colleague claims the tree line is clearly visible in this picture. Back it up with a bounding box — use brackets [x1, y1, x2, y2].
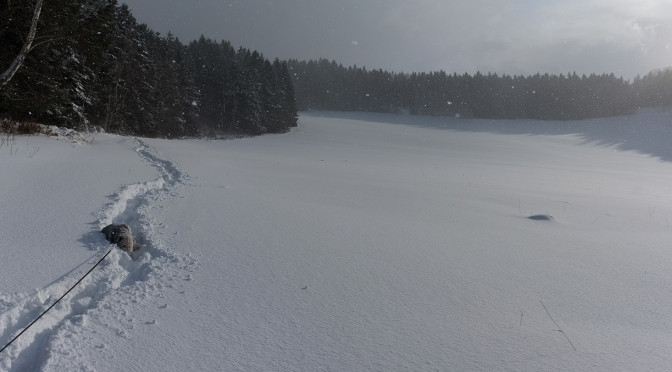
[3, 0, 671, 135]
[288, 59, 672, 120]
[0, 0, 297, 138]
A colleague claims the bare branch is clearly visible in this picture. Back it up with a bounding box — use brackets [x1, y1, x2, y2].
[540, 300, 576, 351]
[0, 0, 44, 88]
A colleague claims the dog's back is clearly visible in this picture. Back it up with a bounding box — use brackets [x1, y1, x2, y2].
[101, 224, 138, 253]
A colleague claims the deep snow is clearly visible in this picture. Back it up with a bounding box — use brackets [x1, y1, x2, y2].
[3, 109, 672, 370]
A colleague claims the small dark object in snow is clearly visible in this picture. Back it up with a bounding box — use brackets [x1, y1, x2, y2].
[301, 286, 308, 290]
[101, 223, 140, 253]
[528, 214, 554, 221]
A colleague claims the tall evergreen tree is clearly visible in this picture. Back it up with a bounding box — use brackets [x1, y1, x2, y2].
[287, 58, 638, 121]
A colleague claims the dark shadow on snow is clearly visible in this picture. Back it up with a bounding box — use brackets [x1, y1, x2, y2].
[302, 107, 672, 162]
[527, 214, 554, 221]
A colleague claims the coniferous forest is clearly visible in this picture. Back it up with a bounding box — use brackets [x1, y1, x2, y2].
[288, 59, 672, 120]
[2, 0, 672, 138]
[0, 0, 298, 138]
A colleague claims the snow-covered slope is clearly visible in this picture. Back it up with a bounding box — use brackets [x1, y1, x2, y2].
[2, 109, 672, 370]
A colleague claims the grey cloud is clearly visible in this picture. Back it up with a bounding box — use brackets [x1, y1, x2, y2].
[121, 0, 672, 78]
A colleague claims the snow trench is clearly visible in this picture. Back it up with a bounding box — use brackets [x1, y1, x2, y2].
[0, 139, 198, 371]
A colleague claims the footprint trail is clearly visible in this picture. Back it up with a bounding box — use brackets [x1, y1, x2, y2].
[0, 138, 198, 371]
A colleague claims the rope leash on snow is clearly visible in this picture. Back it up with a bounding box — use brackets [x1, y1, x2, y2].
[0, 248, 113, 354]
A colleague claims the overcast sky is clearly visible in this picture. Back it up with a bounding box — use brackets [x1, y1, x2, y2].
[120, 0, 672, 79]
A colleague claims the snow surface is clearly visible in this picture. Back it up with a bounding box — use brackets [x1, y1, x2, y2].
[3, 109, 672, 370]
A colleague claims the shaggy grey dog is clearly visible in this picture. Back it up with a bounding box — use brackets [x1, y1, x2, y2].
[101, 224, 139, 253]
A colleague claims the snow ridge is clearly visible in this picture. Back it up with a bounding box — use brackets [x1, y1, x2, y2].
[0, 138, 198, 372]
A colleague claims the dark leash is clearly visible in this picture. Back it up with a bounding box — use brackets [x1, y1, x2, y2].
[0, 248, 113, 354]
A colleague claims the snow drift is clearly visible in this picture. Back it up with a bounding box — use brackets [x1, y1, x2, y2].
[2, 108, 672, 370]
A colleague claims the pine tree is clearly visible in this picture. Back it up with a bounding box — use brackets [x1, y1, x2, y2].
[274, 59, 298, 130]
[0, 0, 298, 137]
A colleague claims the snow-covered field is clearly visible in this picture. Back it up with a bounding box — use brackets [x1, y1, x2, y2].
[3, 109, 672, 370]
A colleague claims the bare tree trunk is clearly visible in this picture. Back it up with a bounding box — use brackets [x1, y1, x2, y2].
[0, 0, 44, 88]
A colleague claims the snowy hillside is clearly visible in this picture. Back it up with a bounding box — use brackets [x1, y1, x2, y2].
[3, 109, 672, 370]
